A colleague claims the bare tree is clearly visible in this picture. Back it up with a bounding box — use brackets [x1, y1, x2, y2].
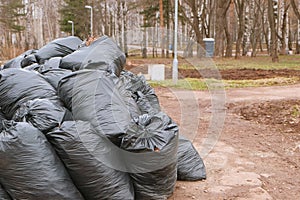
[117, 0, 123, 50]
[242, 0, 254, 56]
[207, 0, 216, 38]
[256, 1, 269, 53]
[159, 0, 165, 57]
[268, 0, 279, 62]
[3, 0, 300, 60]
[291, 0, 300, 53]
[165, 0, 170, 58]
[215, 0, 231, 57]
[224, 1, 235, 57]
[249, 0, 264, 57]
[122, 1, 128, 57]
[277, 1, 290, 55]
[234, 0, 245, 58]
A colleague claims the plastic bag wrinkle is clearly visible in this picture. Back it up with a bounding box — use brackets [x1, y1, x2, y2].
[0, 121, 84, 200]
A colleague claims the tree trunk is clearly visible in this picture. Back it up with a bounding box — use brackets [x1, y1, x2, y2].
[166, 0, 170, 58]
[117, 0, 123, 50]
[259, 34, 263, 52]
[250, 0, 264, 57]
[268, 0, 279, 62]
[288, 28, 292, 51]
[215, 0, 231, 57]
[258, 2, 268, 53]
[279, 3, 289, 55]
[224, 16, 233, 57]
[159, 0, 165, 58]
[142, 18, 147, 58]
[208, 0, 216, 38]
[287, 13, 292, 51]
[122, 1, 128, 57]
[264, 23, 270, 53]
[225, 1, 235, 57]
[251, 32, 258, 57]
[201, 0, 208, 38]
[290, 0, 300, 54]
[109, 11, 113, 37]
[297, 21, 300, 54]
[234, 0, 245, 59]
[242, 2, 249, 56]
[104, 1, 109, 36]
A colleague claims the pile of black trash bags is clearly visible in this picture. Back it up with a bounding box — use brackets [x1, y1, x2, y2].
[0, 36, 206, 200]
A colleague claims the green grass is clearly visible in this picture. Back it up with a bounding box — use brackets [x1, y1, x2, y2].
[149, 77, 300, 91]
[224, 77, 300, 88]
[149, 78, 209, 90]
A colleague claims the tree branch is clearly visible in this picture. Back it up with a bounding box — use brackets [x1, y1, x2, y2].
[291, 0, 300, 20]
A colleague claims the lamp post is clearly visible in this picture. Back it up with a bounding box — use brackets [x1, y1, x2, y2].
[68, 20, 74, 36]
[85, 5, 93, 36]
[172, 0, 178, 84]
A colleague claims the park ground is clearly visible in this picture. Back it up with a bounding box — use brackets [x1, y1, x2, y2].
[1, 55, 299, 199]
[127, 56, 300, 200]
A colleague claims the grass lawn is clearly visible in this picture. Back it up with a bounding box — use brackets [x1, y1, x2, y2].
[146, 55, 300, 90]
[128, 54, 300, 70]
[149, 77, 300, 91]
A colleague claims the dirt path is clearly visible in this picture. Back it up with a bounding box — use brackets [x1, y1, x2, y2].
[157, 84, 300, 200]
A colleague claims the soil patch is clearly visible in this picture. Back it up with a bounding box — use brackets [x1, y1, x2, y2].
[126, 61, 300, 80]
[180, 68, 300, 80]
[230, 99, 300, 134]
[155, 86, 300, 199]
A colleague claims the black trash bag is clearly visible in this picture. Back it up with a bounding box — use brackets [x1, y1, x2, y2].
[46, 121, 135, 200]
[41, 56, 62, 71]
[121, 112, 179, 200]
[135, 91, 157, 115]
[0, 184, 11, 200]
[0, 121, 84, 200]
[20, 54, 37, 68]
[60, 36, 126, 77]
[3, 49, 37, 69]
[120, 71, 161, 113]
[0, 110, 6, 132]
[58, 70, 131, 146]
[0, 68, 60, 119]
[121, 112, 177, 152]
[23, 63, 41, 71]
[177, 136, 206, 181]
[131, 162, 177, 200]
[35, 36, 82, 64]
[41, 68, 72, 89]
[4, 56, 23, 69]
[13, 99, 66, 133]
[115, 73, 141, 119]
[59, 45, 88, 71]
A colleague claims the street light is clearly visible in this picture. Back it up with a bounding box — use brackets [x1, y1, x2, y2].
[68, 20, 74, 36]
[172, 0, 178, 84]
[85, 5, 93, 36]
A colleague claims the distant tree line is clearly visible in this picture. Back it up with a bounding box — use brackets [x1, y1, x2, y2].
[1, 0, 300, 62]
